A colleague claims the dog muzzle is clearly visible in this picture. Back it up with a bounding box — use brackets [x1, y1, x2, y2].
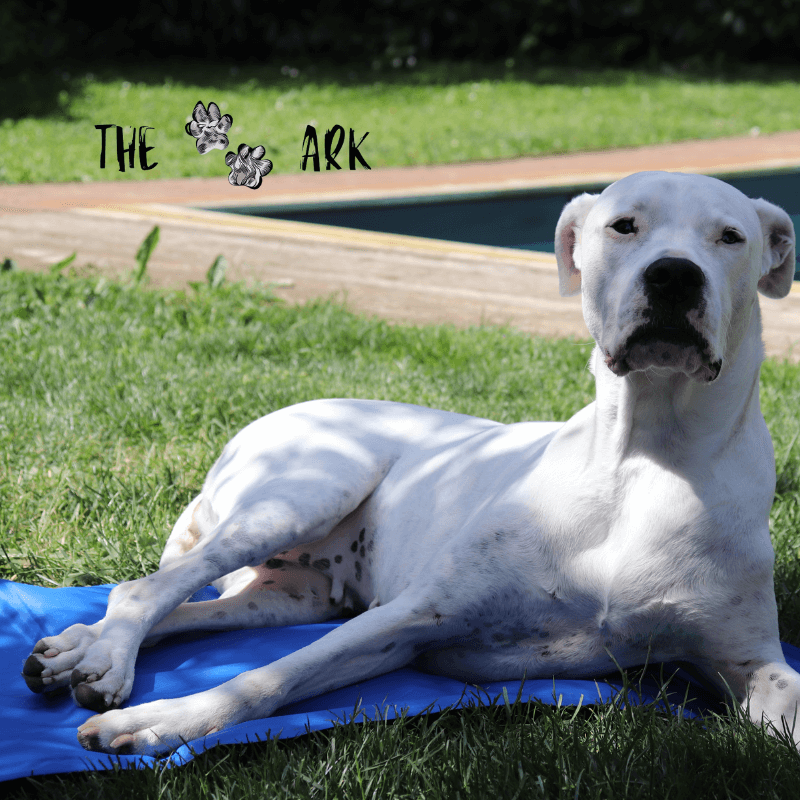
[604, 257, 722, 382]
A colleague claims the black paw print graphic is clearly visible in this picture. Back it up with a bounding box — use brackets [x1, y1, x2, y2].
[185, 101, 233, 154]
[186, 100, 273, 188]
[225, 144, 273, 190]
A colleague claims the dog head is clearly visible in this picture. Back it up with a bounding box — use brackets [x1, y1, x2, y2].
[555, 171, 795, 382]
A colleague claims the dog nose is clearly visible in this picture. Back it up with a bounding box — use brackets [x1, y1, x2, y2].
[643, 258, 705, 306]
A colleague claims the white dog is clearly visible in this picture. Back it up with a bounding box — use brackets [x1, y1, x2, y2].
[23, 171, 799, 756]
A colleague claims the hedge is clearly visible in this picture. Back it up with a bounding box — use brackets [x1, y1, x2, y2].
[3, 0, 800, 70]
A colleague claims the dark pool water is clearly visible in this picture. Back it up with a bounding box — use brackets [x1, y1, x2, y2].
[207, 170, 800, 279]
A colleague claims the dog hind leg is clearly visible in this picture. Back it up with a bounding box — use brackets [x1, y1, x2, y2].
[39, 458, 391, 713]
[142, 561, 347, 645]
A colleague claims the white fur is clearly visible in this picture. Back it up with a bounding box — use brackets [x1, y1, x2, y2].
[24, 171, 800, 755]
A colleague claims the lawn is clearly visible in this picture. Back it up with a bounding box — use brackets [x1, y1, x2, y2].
[3, 61, 800, 183]
[2, 261, 800, 798]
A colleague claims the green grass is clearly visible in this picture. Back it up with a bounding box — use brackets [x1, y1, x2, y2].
[2, 263, 800, 798]
[12, 697, 800, 800]
[0, 264, 596, 586]
[4, 61, 800, 183]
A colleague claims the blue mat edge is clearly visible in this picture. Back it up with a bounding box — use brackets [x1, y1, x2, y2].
[5, 581, 800, 779]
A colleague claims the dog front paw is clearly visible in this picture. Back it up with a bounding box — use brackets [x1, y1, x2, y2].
[70, 668, 125, 712]
[67, 639, 136, 712]
[23, 622, 101, 694]
[77, 694, 222, 756]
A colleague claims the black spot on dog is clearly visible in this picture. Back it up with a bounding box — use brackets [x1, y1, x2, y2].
[248, 602, 258, 611]
[770, 229, 788, 247]
[22, 657, 48, 693]
[313, 558, 330, 570]
[329, 597, 337, 606]
[334, 555, 343, 563]
[23, 654, 45, 678]
[71, 669, 89, 689]
[288, 593, 304, 601]
[298, 553, 311, 567]
[360, 546, 365, 558]
[350, 541, 358, 552]
[262, 579, 275, 586]
[73, 681, 115, 713]
[541, 650, 550, 658]
[213, 610, 227, 619]
[777, 679, 789, 690]
[355, 561, 362, 581]
[266, 558, 284, 569]
[770, 673, 780, 681]
[359, 528, 365, 542]
[434, 613, 443, 626]
[381, 642, 396, 653]
[731, 595, 743, 606]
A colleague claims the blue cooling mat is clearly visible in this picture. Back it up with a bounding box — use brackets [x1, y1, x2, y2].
[3, 580, 798, 780]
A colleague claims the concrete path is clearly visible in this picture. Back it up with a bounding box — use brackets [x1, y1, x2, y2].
[1, 131, 799, 359]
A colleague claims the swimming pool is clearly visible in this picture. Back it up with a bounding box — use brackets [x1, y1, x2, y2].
[206, 170, 800, 279]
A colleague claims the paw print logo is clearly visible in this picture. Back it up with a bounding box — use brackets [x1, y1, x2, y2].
[225, 144, 273, 190]
[185, 101, 274, 188]
[185, 101, 232, 154]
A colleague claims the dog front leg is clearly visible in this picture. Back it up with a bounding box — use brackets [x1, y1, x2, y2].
[739, 661, 800, 748]
[698, 646, 800, 749]
[26, 532, 243, 711]
[76, 595, 449, 756]
[21, 566, 209, 702]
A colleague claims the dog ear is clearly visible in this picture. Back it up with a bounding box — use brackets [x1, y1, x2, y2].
[752, 198, 796, 299]
[555, 193, 599, 297]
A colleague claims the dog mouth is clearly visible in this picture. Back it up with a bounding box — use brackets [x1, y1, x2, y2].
[604, 323, 722, 382]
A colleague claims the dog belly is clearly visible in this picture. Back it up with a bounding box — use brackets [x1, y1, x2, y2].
[412, 579, 697, 684]
[415, 621, 687, 683]
[260, 500, 377, 612]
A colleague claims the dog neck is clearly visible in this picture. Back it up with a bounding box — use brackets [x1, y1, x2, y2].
[588, 303, 765, 467]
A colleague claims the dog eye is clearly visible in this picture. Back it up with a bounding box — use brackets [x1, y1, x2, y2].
[720, 229, 744, 244]
[610, 218, 637, 235]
